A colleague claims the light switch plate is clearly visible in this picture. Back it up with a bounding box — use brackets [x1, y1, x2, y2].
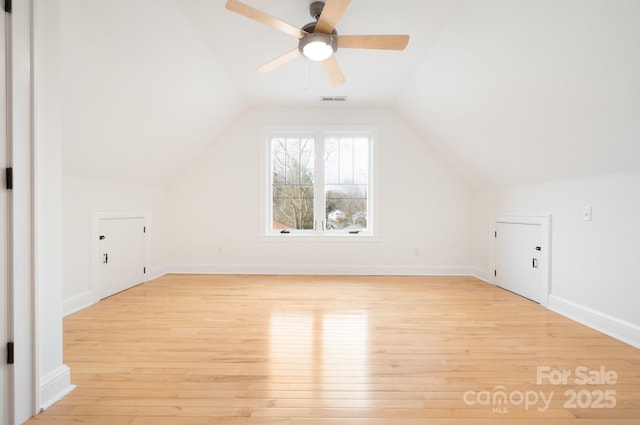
[582, 206, 592, 221]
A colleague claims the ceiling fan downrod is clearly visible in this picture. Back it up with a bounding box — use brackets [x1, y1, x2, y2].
[309, 1, 325, 21]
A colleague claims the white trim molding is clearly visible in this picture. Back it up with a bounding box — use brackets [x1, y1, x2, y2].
[64, 264, 640, 350]
[62, 291, 93, 317]
[167, 263, 476, 277]
[548, 295, 640, 349]
[148, 265, 170, 282]
[469, 267, 493, 284]
[38, 365, 75, 411]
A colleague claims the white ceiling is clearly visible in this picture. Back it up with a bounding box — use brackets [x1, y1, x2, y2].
[56, 0, 640, 189]
[176, 0, 462, 106]
[397, 0, 640, 187]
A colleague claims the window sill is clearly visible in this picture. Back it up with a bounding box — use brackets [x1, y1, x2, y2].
[259, 233, 380, 243]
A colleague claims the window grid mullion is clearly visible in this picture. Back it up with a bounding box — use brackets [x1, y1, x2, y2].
[315, 132, 325, 233]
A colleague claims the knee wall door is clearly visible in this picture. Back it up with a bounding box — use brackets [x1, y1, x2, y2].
[98, 218, 146, 299]
[495, 222, 542, 303]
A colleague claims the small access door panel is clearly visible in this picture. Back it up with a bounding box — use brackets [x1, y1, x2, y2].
[98, 218, 146, 299]
[494, 221, 542, 303]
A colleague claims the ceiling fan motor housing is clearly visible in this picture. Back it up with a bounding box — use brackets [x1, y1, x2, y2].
[299, 4, 338, 62]
[301, 21, 338, 36]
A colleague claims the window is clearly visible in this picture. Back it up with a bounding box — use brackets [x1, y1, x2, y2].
[264, 127, 375, 236]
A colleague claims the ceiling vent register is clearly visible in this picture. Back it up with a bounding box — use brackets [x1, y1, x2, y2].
[321, 96, 347, 102]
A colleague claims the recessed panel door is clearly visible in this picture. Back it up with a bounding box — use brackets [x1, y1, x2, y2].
[495, 222, 542, 303]
[99, 218, 146, 299]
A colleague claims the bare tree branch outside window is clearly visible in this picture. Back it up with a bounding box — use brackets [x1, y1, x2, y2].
[272, 137, 315, 230]
[270, 132, 370, 233]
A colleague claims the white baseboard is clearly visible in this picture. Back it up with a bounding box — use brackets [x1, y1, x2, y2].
[63, 265, 168, 317]
[62, 264, 476, 316]
[62, 291, 94, 316]
[469, 267, 493, 284]
[40, 365, 76, 410]
[147, 265, 169, 281]
[548, 295, 640, 349]
[167, 263, 476, 276]
[67, 265, 639, 349]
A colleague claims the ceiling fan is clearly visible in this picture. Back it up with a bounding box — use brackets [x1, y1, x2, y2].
[225, 0, 410, 86]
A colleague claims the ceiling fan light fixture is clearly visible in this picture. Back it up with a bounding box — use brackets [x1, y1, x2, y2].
[299, 33, 336, 62]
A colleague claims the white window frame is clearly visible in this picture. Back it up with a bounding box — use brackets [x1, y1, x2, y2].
[260, 125, 379, 241]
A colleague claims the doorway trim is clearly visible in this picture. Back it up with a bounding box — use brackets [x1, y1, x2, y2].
[491, 215, 551, 307]
[90, 210, 149, 305]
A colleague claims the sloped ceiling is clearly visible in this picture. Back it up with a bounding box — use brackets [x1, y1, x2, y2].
[60, 0, 245, 186]
[58, 0, 640, 189]
[396, 0, 640, 188]
[177, 0, 461, 106]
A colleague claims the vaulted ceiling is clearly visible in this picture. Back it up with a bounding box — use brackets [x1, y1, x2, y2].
[57, 0, 640, 189]
[176, 0, 461, 106]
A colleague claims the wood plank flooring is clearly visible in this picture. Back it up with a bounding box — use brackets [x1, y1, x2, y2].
[25, 274, 640, 424]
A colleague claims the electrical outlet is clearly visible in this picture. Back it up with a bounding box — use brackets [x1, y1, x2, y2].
[414, 248, 420, 256]
[582, 206, 592, 221]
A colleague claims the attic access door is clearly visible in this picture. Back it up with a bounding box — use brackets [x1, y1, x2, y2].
[493, 216, 550, 306]
[98, 217, 146, 299]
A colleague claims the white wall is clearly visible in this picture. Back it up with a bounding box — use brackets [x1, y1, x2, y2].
[61, 176, 168, 314]
[59, 106, 475, 309]
[58, 0, 242, 315]
[166, 106, 473, 274]
[473, 172, 640, 346]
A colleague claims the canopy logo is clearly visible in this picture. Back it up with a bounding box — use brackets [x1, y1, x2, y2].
[463, 386, 552, 414]
[463, 366, 618, 414]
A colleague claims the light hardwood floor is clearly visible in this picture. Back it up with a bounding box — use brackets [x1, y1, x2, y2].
[26, 274, 640, 424]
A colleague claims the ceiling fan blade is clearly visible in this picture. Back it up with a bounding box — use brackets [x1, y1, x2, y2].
[335, 35, 410, 50]
[225, 0, 307, 39]
[256, 48, 302, 73]
[315, 0, 351, 34]
[322, 56, 346, 86]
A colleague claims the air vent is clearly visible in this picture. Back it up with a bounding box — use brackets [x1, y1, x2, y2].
[321, 96, 347, 102]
